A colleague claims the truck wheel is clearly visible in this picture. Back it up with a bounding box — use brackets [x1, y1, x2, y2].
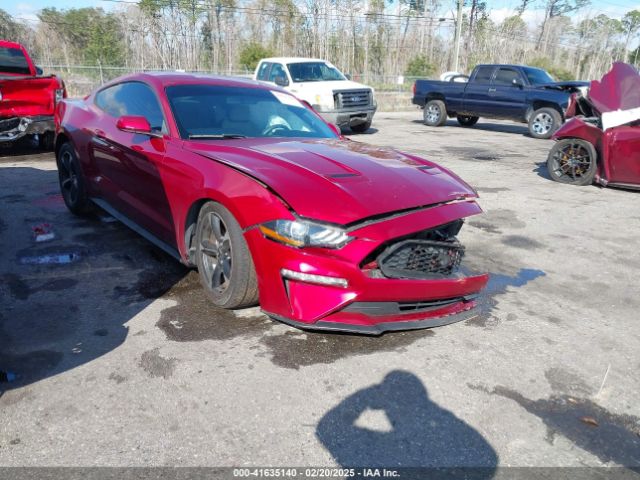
[547, 139, 597, 186]
[423, 100, 447, 127]
[456, 115, 479, 127]
[350, 121, 372, 133]
[529, 108, 561, 139]
[39, 132, 55, 150]
[56, 142, 93, 215]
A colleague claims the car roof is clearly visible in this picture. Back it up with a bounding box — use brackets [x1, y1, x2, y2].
[99, 72, 277, 91]
[259, 57, 330, 64]
[0, 40, 24, 49]
[475, 64, 540, 69]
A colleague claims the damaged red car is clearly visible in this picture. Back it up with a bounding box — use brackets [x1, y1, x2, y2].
[547, 62, 640, 188]
[55, 73, 488, 334]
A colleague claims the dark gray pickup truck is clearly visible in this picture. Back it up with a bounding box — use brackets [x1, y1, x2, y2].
[412, 64, 589, 138]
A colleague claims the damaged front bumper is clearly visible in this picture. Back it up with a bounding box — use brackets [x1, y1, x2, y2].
[246, 200, 489, 335]
[0, 115, 55, 143]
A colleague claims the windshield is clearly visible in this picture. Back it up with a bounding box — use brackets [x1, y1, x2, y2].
[287, 62, 346, 82]
[0, 47, 31, 75]
[166, 84, 337, 140]
[523, 67, 555, 85]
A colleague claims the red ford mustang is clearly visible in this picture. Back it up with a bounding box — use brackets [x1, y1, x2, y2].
[55, 73, 488, 334]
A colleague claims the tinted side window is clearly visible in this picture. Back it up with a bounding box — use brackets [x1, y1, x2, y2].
[473, 66, 494, 83]
[95, 82, 165, 131]
[268, 63, 287, 82]
[0, 47, 30, 75]
[256, 62, 271, 80]
[494, 68, 521, 86]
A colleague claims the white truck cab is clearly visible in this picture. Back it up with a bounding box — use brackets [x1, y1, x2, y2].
[253, 57, 377, 133]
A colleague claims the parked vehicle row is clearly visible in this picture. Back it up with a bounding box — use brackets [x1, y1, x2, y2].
[0, 40, 66, 149]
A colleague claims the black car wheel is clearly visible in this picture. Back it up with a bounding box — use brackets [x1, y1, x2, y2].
[547, 138, 597, 186]
[351, 121, 372, 133]
[456, 115, 479, 127]
[57, 142, 92, 215]
[423, 100, 447, 127]
[195, 201, 258, 309]
[529, 107, 562, 139]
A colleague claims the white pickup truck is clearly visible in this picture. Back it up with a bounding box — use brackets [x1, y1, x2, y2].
[253, 57, 377, 133]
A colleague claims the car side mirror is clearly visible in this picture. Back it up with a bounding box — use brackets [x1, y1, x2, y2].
[512, 78, 523, 88]
[345, 73, 352, 80]
[36, 66, 43, 75]
[327, 123, 341, 136]
[274, 76, 289, 87]
[116, 115, 159, 136]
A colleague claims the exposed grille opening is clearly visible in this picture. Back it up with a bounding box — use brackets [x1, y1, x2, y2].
[360, 220, 465, 280]
[335, 89, 372, 109]
[0, 117, 20, 132]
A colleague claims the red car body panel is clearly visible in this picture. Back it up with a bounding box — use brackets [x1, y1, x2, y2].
[56, 72, 489, 334]
[553, 63, 640, 188]
[0, 40, 66, 143]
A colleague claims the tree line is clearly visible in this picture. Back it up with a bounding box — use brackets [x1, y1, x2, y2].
[2, 0, 640, 82]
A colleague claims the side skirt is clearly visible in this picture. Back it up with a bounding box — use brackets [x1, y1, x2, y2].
[91, 197, 183, 262]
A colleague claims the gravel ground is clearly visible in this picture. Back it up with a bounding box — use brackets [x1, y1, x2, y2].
[1, 113, 639, 474]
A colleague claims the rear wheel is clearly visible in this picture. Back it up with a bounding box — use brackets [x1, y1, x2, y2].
[39, 132, 55, 150]
[195, 202, 258, 309]
[57, 142, 92, 215]
[423, 100, 447, 127]
[456, 115, 479, 127]
[529, 107, 562, 139]
[350, 121, 372, 133]
[547, 139, 597, 186]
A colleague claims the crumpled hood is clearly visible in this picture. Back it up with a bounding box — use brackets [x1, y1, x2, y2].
[189, 138, 477, 225]
[588, 62, 640, 130]
[589, 62, 640, 113]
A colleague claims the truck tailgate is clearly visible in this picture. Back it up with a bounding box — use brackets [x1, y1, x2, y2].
[0, 75, 60, 118]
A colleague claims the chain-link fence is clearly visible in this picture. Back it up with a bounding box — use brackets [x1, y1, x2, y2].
[38, 65, 417, 111]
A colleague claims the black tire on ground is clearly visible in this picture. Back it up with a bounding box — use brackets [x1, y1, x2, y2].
[456, 115, 479, 127]
[546, 138, 597, 186]
[350, 121, 372, 133]
[56, 142, 93, 215]
[39, 132, 55, 150]
[195, 201, 259, 309]
[528, 107, 562, 139]
[423, 99, 448, 127]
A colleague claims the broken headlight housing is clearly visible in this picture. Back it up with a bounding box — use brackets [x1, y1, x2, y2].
[259, 219, 352, 249]
[54, 88, 64, 104]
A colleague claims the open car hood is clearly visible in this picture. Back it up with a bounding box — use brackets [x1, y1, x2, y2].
[189, 138, 478, 225]
[537, 81, 589, 92]
[589, 62, 640, 130]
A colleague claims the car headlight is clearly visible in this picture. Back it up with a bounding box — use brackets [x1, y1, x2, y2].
[259, 219, 352, 249]
[313, 94, 334, 111]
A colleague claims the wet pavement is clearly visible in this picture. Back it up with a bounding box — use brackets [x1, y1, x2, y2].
[0, 114, 639, 469]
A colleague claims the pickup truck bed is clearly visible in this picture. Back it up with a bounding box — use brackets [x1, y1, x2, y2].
[412, 64, 589, 139]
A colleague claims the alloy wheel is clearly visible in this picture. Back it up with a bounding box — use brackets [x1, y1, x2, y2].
[550, 142, 593, 182]
[200, 212, 233, 293]
[59, 150, 80, 205]
[532, 112, 553, 136]
[425, 104, 441, 124]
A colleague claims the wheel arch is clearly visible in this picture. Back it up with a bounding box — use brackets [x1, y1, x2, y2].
[527, 101, 564, 122]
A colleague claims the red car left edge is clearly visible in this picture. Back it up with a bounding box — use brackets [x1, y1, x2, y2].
[55, 73, 489, 334]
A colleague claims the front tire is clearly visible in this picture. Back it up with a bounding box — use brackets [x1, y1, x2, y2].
[350, 121, 372, 133]
[423, 100, 447, 127]
[195, 202, 258, 309]
[456, 115, 479, 127]
[546, 139, 597, 186]
[529, 107, 562, 139]
[57, 142, 92, 215]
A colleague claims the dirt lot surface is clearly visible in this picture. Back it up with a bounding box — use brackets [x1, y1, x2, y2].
[1, 113, 639, 472]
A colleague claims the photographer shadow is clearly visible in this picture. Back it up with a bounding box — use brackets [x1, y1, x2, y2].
[316, 370, 498, 475]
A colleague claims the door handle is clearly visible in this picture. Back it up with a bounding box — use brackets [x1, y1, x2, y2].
[93, 129, 106, 138]
[488, 88, 497, 93]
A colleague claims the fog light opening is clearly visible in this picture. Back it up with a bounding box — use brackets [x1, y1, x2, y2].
[281, 268, 348, 288]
